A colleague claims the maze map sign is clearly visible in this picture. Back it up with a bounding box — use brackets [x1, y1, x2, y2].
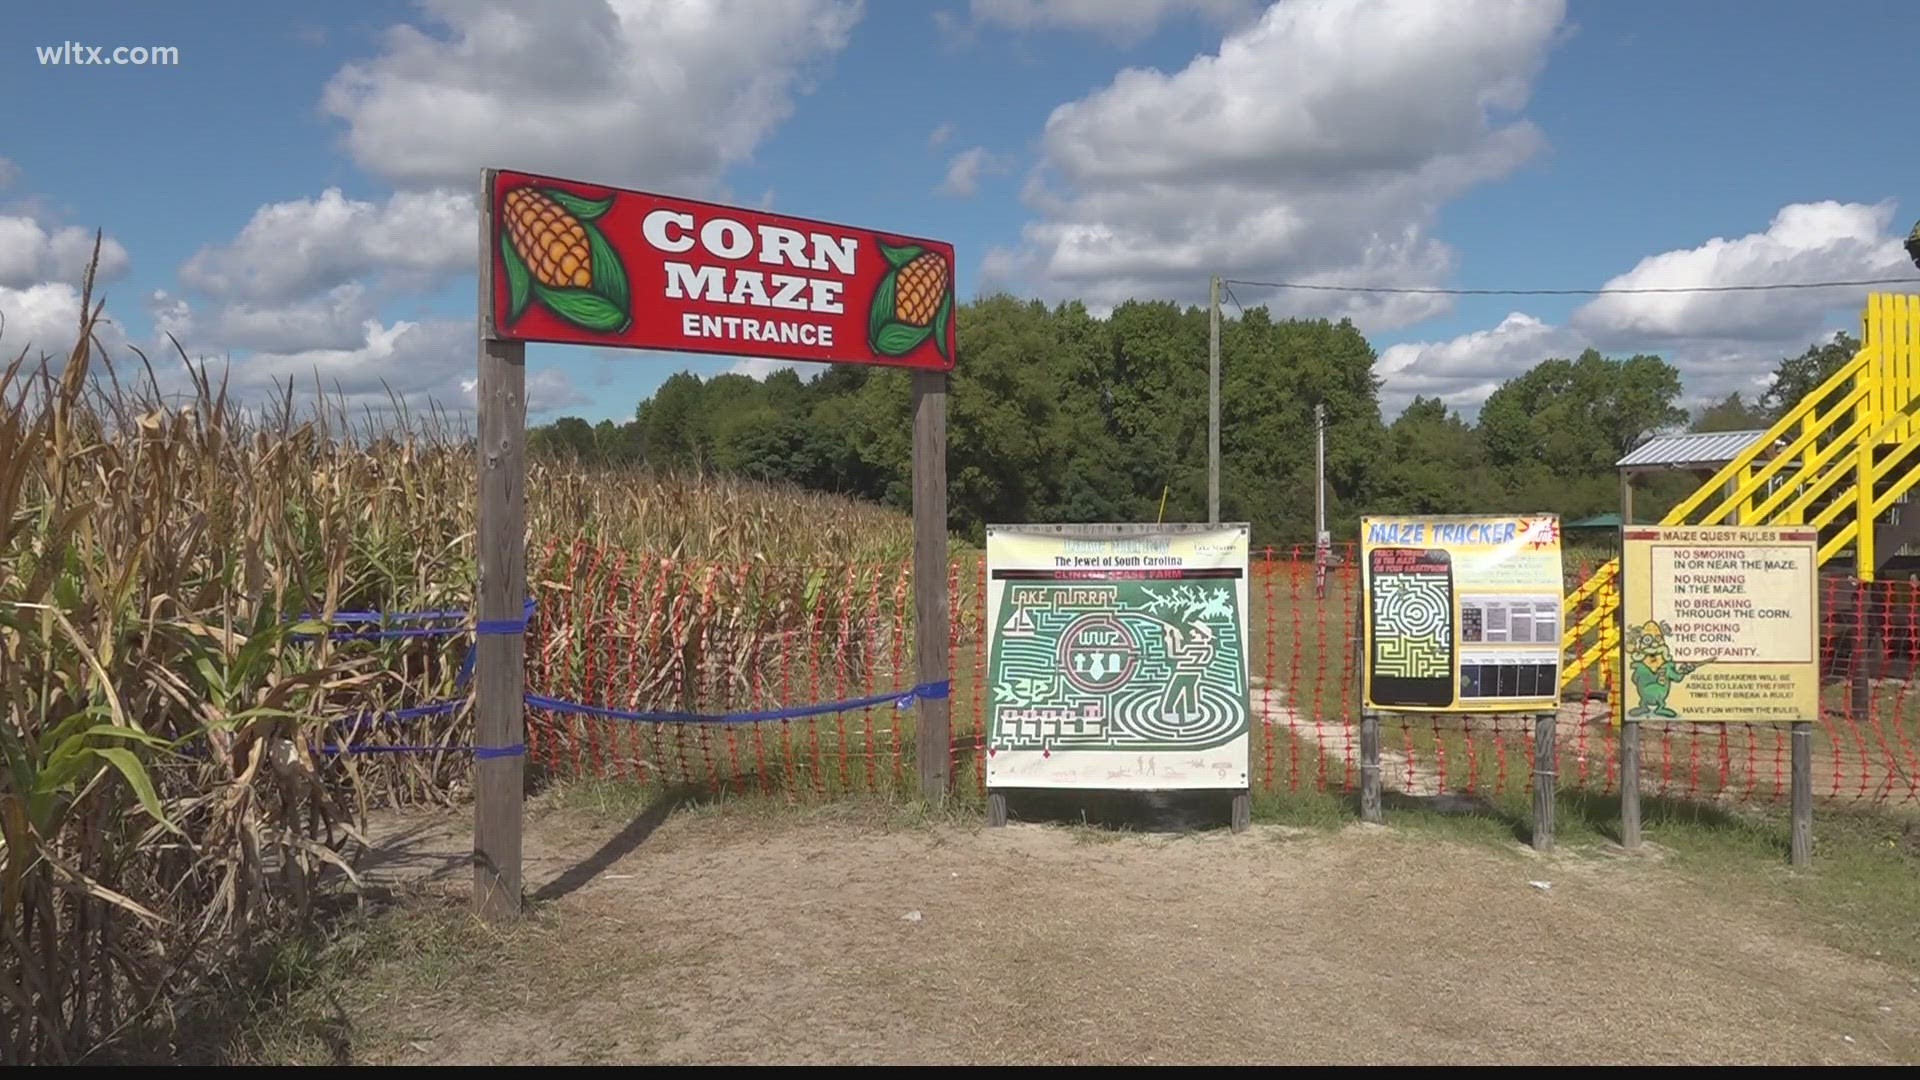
[984, 524, 1250, 791]
[1620, 526, 1819, 722]
[1360, 514, 1564, 713]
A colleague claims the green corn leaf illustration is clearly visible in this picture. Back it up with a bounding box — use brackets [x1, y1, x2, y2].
[878, 241, 924, 269]
[932, 290, 953, 360]
[873, 322, 932, 356]
[543, 188, 615, 221]
[586, 227, 629, 311]
[500, 233, 532, 324]
[533, 284, 630, 333]
[869, 272, 899, 350]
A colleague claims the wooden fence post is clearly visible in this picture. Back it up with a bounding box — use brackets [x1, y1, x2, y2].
[473, 168, 526, 920]
[1359, 710, 1382, 823]
[912, 370, 951, 801]
[1790, 720, 1813, 866]
[1619, 717, 1641, 850]
[1532, 711, 1557, 852]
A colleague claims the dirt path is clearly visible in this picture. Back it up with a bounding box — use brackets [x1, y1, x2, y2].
[346, 804, 1919, 1065]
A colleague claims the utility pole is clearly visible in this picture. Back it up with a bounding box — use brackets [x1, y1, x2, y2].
[1314, 402, 1326, 540]
[1314, 402, 1330, 598]
[1209, 275, 1221, 524]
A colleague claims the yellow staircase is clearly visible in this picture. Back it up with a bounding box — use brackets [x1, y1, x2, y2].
[1562, 293, 1920, 694]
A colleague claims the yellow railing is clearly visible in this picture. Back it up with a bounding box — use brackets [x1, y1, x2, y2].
[1560, 293, 1920, 691]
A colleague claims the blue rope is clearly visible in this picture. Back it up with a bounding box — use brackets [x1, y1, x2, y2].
[306, 681, 952, 758]
[318, 742, 523, 758]
[523, 680, 952, 726]
[291, 598, 535, 643]
[329, 697, 467, 731]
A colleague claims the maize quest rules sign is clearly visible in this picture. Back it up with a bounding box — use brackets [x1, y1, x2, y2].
[983, 524, 1251, 792]
[1619, 526, 1819, 722]
[487, 168, 956, 370]
[1359, 514, 1564, 713]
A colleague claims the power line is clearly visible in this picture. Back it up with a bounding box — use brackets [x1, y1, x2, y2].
[1218, 275, 1916, 297]
[1220, 279, 1247, 317]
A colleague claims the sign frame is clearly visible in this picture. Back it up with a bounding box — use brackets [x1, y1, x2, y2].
[470, 168, 955, 918]
[1357, 513, 1566, 714]
[982, 522, 1253, 826]
[486, 168, 956, 371]
[1617, 525, 1820, 724]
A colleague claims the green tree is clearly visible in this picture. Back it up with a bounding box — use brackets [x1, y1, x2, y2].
[1691, 391, 1769, 433]
[1367, 396, 1496, 514]
[1760, 331, 1859, 422]
[1478, 349, 1687, 519]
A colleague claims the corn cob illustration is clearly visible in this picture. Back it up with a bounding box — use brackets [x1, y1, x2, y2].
[496, 184, 631, 334]
[869, 241, 953, 361]
[504, 188, 593, 289]
[893, 252, 948, 326]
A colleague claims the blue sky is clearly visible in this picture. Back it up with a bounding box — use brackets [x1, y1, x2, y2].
[1, 0, 1914, 424]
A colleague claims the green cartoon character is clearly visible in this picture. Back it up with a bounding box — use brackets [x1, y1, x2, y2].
[1625, 621, 1709, 719]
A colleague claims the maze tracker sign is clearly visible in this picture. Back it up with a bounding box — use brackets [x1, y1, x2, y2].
[1619, 526, 1819, 722]
[985, 524, 1251, 791]
[1360, 514, 1564, 713]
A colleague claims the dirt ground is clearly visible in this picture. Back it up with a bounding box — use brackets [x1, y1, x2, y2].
[341, 802, 1920, 1066]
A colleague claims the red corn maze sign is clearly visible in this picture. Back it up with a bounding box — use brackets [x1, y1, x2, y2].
[489, 169, 956, 371]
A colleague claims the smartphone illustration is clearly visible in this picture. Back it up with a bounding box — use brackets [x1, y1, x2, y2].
[1367, 547, 1456, 708]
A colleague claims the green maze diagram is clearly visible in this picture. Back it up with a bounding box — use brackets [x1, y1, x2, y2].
[988, 579, 1248, 753]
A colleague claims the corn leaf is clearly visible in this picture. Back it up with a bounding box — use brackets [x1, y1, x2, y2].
[586, 227, 630, 312]
[92, 747, 178, 835]
[874, 322, 932, 357]
[533, 284, 630, 334]
[933, 291, 953, 361]
[878, 241, 924, 269]
[500, 233, 532, 324]
[543, 188, 615, 222]
[868, 273, 900, 351]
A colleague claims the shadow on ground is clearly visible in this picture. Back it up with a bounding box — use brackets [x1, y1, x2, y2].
[996, 789, 1237, 832]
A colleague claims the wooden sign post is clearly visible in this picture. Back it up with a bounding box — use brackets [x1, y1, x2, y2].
[911, 371, 951, 797]
[472, 168, 957, 917]
[472, 174, 527, 920]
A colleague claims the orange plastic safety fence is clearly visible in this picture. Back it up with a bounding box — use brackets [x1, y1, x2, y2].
[515, 542, 1920, 808]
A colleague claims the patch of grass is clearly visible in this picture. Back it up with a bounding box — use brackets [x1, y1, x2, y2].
[1327, 787, 1920, 974]
[538, 775, 973, 835]
[163, 887, 666, 1065]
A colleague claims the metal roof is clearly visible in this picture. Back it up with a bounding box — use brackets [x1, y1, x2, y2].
[1616, 429, 1773, 470]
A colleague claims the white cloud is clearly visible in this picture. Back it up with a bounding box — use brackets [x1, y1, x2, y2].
[963, 0, 1256, 44]
[937, 147, 1012, 197]
[997, 0, 1564, 325]
[1371, 200, 1917, 415]
[178, 317, 580, 415]
[1376, 313, 1589, 417]
[0, 214, 129, 290]
[0, 158, 18, 191]
[726, 357, 800, 379]
[0, 182, 132, 365]
[322, 0, 861, 193]
[214, 287, 377, 354]
[180, 188, 472, 302]
[928, 121, 955, 149]
[0, 282, 96, 360]
[1571, 201, 1912, 350]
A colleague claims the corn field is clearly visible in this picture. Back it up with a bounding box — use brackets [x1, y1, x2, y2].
[0, 250, 913, 1062]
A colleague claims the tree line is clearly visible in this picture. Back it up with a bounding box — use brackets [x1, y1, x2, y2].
[530, 294, 1861, 546]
